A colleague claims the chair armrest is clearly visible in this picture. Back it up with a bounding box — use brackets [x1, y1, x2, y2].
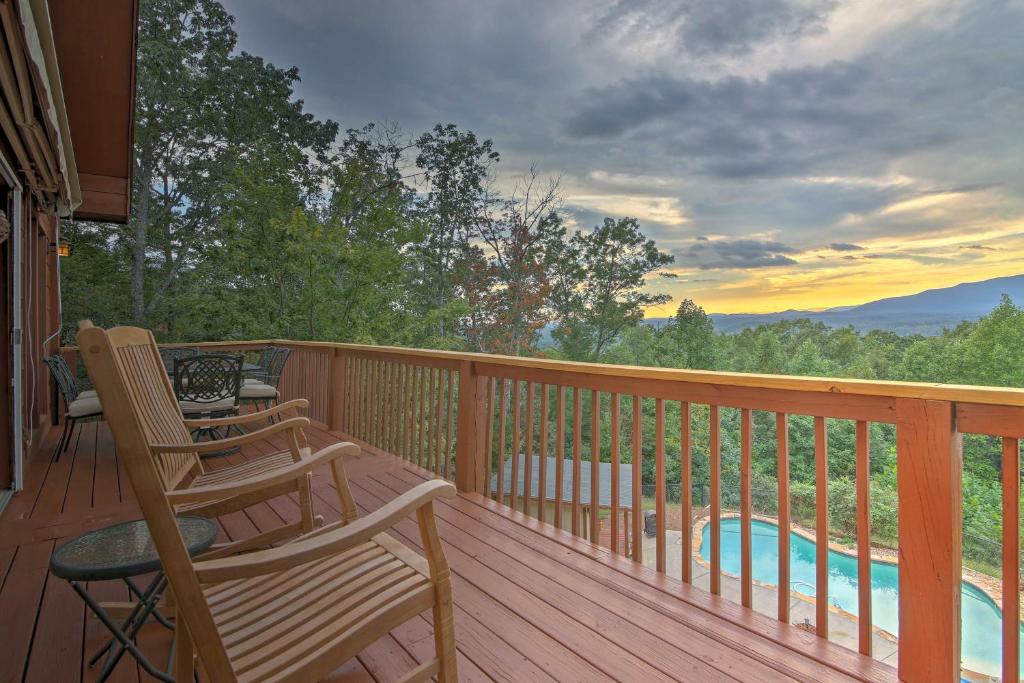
[194, 479, 456, 583]
[165, 441, 359, 506]
[183, 398, 308, 427]
[152, 417, 309, 454]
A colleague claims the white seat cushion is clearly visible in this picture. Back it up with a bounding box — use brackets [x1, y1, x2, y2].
[179, 397, 237, 415]
[68, 395, 102, 418]
[240, 383, 278, 400]
[242, 377, 262, 385]
[78, 389, 97, 399]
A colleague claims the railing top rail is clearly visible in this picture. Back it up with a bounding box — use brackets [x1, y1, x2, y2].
[62, 339, 1024, 408]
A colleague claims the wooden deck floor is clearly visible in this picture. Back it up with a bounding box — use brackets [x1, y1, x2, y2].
[0, 421, 895, 683]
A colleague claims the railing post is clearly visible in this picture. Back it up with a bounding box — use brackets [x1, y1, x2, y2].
[895, 398, 962, 682]
[455, 360, 486, 493]
[328, 348, 347, 433]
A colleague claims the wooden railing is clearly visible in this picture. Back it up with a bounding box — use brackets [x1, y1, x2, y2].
[62, 338, 1024, 681]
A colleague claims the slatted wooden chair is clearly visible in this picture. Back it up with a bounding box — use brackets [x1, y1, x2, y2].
[78, 322, 459, 682]
[77, 323, 358, 557]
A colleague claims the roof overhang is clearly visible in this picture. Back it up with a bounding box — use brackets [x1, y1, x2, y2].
[48, 0, 138, 223]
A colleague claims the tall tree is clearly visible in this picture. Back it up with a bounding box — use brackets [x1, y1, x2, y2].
[550, 217, 675, 360]
[469, 170, 565, 355]
[413, 124, 499, 339]
[131, 0, 336, 335]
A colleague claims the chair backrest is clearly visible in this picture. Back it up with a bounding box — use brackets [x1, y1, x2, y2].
[77, 323, 233, 678]
[159, 346, 198, 372]
[44, 354, 80, 405]
[265, 347, 292, 388]
[173, 354, 243, 406]
[84, 330, 200, 491]
[255, 346, 276, 373]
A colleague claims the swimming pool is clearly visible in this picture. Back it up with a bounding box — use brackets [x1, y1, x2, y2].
[699, 518, 1022, 677]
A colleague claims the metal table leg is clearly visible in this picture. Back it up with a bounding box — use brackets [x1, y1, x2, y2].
[72, 579, 174, 683]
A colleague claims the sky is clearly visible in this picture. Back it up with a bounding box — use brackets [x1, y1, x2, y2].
[221, 0, 1024, 315]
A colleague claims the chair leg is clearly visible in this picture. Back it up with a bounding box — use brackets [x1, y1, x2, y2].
[417, 507, 458, 682]
[52, 418, 70, 462]
[60, 418, 77, 458]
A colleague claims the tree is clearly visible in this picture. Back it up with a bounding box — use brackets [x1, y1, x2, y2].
[550, 217, 675, 361]
[129, 0, 337, 334]
[469, 170, 565, 355]
[670, 298, 717, 369]
[413, 124, 499, 339]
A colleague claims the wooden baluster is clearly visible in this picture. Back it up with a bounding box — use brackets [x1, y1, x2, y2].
[611, 393, 621, 555]
[855, 420, 872, 656]
[429, 367, 438, 472]
[815, 415, 829, 638]
[372, 359, 381, 446]
[632, 395, 643, 564]
[356, 357, 366, 440]
[484, 377, 496, 498]
[538, 384, 549, 524]
[655, 398, 666, 573]
[418, 365, 427, 468]
[895, 399, 961, 682]
[381, 360, 389, 447]
[403, 363, 413, 462]
[777, 413, 790, 623]
[392, 362, 401, 455]
[591, 390, 601, 545]
[681, 401, 692, 582]
[511, 380, 521, 511]
[740, 408, 753, 608]
[329, 350, 346, 433]
[555, 386, 565, 530]
[497, 379, 508, 504]
[1004, 437, 1020, 683]
[572, 387, 582, 537]
[525, 382, 535, 516]
[435, 368, 445, 474]
[445, 369, 455, 481]
[710, 405, 721, 595]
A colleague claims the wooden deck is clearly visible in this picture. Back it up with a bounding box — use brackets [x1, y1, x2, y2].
[0, 421, 895, 683]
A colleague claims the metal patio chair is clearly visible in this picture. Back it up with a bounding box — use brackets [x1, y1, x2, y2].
[44, 354, 103, 461]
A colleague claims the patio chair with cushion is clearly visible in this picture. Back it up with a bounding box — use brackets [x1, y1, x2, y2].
[77, 322, 458, 682]
[240, 347, 291, 414]
[76, 322, 359, 557]
[44, 354, 103, 461]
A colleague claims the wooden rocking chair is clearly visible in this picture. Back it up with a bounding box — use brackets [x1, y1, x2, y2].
[77, 323, 359, 558]
[78, 323, 459, 682]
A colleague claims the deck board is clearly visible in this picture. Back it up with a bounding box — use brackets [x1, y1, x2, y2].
[0, 421, 895, 682]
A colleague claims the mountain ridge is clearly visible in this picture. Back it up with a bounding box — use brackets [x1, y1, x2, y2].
[661, 274, 1024, 335]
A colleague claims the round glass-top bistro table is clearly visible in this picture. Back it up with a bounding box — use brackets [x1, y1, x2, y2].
[50, 517, 218, 682]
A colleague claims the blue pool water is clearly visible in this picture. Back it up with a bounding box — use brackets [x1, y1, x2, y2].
[699, 518, 1022, 677]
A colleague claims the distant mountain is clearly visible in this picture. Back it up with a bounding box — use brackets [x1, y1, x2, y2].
[703, 274, 1024, 335]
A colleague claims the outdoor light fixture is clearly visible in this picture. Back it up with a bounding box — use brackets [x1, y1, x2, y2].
[50, 236, 70, 257]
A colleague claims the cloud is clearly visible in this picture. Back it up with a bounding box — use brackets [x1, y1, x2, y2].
[220, 0, 1024, 311]
[592, 0, 839, 57]
[678, 238, 800, 269]
[960, 244, 997, 251]
[829, 242, 865, 251]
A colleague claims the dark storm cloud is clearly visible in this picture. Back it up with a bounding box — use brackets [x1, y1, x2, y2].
[829, 242, 865, 251]
[679, 239, 800, 269]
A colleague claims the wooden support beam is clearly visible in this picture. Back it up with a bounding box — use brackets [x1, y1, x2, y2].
[455, 361, 487, 493]
[895, 398, 962, 683]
